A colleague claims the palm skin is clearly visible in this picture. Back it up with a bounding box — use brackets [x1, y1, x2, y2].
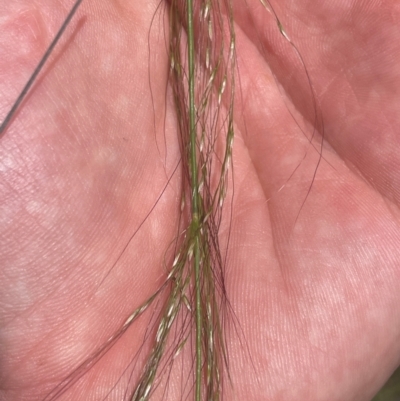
[1, 0, 400, 400]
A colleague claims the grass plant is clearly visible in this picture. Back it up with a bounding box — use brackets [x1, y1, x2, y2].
[0, 0, 240, 399]
[2, 0, 318, 400]
[1, 1, 398, 401]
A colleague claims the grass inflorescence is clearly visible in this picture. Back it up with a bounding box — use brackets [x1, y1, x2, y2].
[0, 0, 323, 400]
[0, 0, 238, 399]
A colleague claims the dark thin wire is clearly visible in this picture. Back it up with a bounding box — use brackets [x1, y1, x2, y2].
[0, 0, 84, 138]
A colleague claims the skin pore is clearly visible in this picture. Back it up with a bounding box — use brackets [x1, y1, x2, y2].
[1, 0, 400, 400]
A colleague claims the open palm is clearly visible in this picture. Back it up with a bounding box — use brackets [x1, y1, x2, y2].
[1, 0, 400, 400]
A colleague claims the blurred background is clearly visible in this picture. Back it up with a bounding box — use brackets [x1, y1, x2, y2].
[372, 366, 400, 401]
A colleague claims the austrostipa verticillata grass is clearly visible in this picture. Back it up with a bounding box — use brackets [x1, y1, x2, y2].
[2, 1, 400, 401]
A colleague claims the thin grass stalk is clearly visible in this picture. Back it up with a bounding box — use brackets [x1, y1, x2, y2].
[185, 0, 203, 399]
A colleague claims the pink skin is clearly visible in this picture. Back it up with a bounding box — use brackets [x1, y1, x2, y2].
[1, 0, 400, 400]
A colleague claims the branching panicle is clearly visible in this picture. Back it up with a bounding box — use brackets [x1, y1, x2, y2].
[0, 0, 322, 400]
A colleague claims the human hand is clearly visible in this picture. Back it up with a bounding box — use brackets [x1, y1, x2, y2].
[1, 1, 399, 400]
